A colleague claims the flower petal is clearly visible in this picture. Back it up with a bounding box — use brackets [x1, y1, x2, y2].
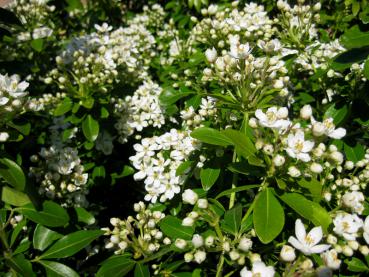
[288, 236, 303, 251]
[329, 128, 346, 139]
[295, 219, 306, 243]
[307, 226, 323, 245]
[310, 244, 330, 254]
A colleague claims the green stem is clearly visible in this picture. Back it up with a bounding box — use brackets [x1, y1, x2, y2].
[215, 254, 224, 277]
[229, 151, 238, 209]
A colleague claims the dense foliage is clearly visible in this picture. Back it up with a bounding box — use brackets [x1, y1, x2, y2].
[2, 0, 369, 276]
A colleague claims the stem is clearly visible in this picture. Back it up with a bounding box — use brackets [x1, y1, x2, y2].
[215, 254, 224, 277]
[241, 197, 256, 224]
[229, 151, 238, 209]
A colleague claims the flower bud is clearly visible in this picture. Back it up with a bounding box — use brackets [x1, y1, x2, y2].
[205, 48, 217, 63]
[300, 105, 312, 119]
[280, 245, 296, 262]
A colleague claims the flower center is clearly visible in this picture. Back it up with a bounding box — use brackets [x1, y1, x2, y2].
[304, 234, 315, 245]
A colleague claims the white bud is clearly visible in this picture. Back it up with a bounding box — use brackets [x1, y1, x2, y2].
[184, 252, 193, 263]
[182, 217, 194, 226]
[229, 250, 240, 261]
[280, 245, 296, 262]
[205, 48, 218, 63]
[182, 189, 198, 205]
[288, 166, 301, 177]
[300, 105, 312, 119]
[273, 155, 285, 167]
[197, 198, 208, 209]
[348, 240, 359, 251]
[175, 238, 187, 249]
[360, 245, 369, 255]
[205, 236, 215, 247]
[310, 163, 323, 174]
[194, 250, 206, 264]
[342, 245, 354, 256]
[192, 234, 204, 248]
[238, 237, 253, 252]
[312, 122, 326, 137]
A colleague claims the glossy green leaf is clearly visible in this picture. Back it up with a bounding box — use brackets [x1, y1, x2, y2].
[200, 167, 220, 191]
[75, 207, 96, 225]
[30, 38, 44, 52]
[221, 204, 242, 235]
[6, 254, 34, 277]
[222, 129, 256, 158]
[364, 58, 369, 79]
[17, 201, 69, 227]
[280, 193, 331, 233]
[341, 25, 369, 49]
[54, 97, 73, 116]
[39, 260, 79, 277]
[344, 143, 365, 163]
[297, 178, 322, 199]
[96, 256, 135, 277]
[324, 104, 348, 125]
[82, 115, 99, 142]
[159, 215, 194, 240]
[7, 121, 31, 135]
[134, 263, 150, 277]
[10, 219, 27, 247]
[190, 127, 233, 146]
[40, 230, 104, 259]
[253, 188, 285, 244]
[346, 257, 369, 272]
[215, 184, 260, 199]
[33, 224, 62, 251]
[13, 238, 31, 255]
[0, 157, 26, 190]
[1, 186, 30, 206]
[159, 88, 194, 106]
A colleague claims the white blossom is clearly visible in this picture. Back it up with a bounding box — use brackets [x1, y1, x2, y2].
[333, 213, 363, 241]
[286, 130, 314, 162]
[240, 261, 275, 277]
[288, 219, 330, 255]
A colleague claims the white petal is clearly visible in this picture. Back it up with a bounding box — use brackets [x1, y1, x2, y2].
[302, 140, 314, 152]
[329, 128, 346, 139]
[255, 109, 266, 122]
[288, 236, 303, 251]
[307, 226, 323, 245]
[364, 232, 369, 245]
[310, 244, 330, 254]
[295, 219, 306, 243]
[297, 152, 311, 162]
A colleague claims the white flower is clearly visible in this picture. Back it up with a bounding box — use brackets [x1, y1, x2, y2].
[322, 118, 346, 139]
[286, 130, 314, 162]
[240, 261, 275, 277]
[255, 107, 290, 130]
[205, 47, 217, 63]
[321, 249, 341, 270]
[280, 245, 296, 262]
[333, 213, 363, 241]
[363, 216, 369, 244]
[182, 189, 198, 205]
[288, 219, 330, 255]
[238, 237, 253, 252]
[342, 191, 364, 214]
[230, 42, 251, 59]
[0, 132, 9, 142]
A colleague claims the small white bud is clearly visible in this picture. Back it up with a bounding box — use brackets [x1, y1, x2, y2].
[300, 105, 312, 119]
[280, 245, 296, 262]
[192, 234, 204, 248]
[175, 239, 187, 249]
[197, 199, 208, 209]
[182, 189, 198, 205]
[273, 155, 285, 167]
[194, 250, 206, 264]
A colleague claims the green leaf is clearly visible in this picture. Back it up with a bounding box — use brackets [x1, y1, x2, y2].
[221, 204, 242, 235]
[176, 161, 194, 176]
[75, 207, 96, 225]
[40, 230, 104, 259]
[297, 178, 322, 199]
[82, 115, 99, 142]
[324, 104, 348, 125]
[331, 47, 369, 71]
[100, 106, 109, 118]
[10, 219, 27, 247]
[200, 167, 220, 191]
[13, 238, 31, 255]
[30, 38, 44, 52]
[215, 184, 260, 199]
[39, 260, 79, 277]
[159, 88, 194, 106]
[134, 263, 150, 277]
[159, 215, 194, 240]
[346, 257, 369, 272]
[253, 188, 285, 244]
[96, 256, 135, 277]
[341, 25, 369, 49]
[6, 254, 34, 277]
[1, 186, 30, 206]
[92, 166, 106, 179]
[344, 143, 365, 163]
[190, 127, 233, 146]
[7, 121, 31, 135]
[33, 225, 62, 251]
[17, 201, 69, 227]
[280, 193, 331, 233]
[0, 157, 26, 190]
[54, 97, 73, 116]
[222, 129, 256, 158]
[364, 58, 369, 79]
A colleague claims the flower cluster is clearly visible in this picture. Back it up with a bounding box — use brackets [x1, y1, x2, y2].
[113, 80, 165, 143]
[129, 130, 201, 203]
[103, 202, 169, 256]
[29, 117, 88, 207]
